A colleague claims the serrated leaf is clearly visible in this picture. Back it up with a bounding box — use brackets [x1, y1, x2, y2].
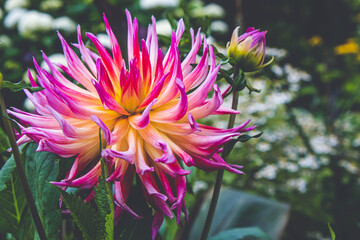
[94, 175, 114, 240]
[56, 187, 106, 240]
[0, 156, 27, 237]
[208, 227, 271, 240]
[23, 143, 61, 240]
[328, 223, 336, 240]
[1, 80, 44, 93]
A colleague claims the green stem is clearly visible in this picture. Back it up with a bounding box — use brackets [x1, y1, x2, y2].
[200, 66, 240, 240]
[0, 91, 48, 240]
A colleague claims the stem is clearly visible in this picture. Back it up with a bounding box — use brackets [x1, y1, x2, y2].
[0, 91, 47, 240]
[200, 66, 240, 240]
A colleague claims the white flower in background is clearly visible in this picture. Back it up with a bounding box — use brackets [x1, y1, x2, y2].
[266, 47, 288, 59]
[339, 160, 358, 174]
[320, 156, 329, 165]
[271, 65, 284, 77]
[40, 0, 63, 11]
[96, 33, 111, 49]
[4, 8, 27, 29]
[155, 19, 172, 36]
[140, 0, 179, 9]
[4, 0, 29, 11]
[256, 142, 271, 152]
[255, 164, 277, 180]
[22, 68, 36, 84]
[284, 64, 311, 83]
[266, 92, 293, 107]
[203, 3, 225, 18]
[210, 20, 228, 34]
[40, 53, 67, 72]
[0, 35, 12, 48]
[310, 135, 335, 154]
[247, 102, 269, 114]
[23, 98, 35, 112]
[18, 10, 53, 38]
[193, 181, 208, 193]
[352, 135, 360, 147]
[285, 162, 299, 172]
[287, 178, 307, 193]
[298, 155, 320, 169]
[51, 16, 76, 33]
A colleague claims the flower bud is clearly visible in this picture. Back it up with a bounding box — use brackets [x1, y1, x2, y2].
[227, 27, 272, 72]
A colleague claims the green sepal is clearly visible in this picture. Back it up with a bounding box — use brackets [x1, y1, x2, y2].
[233, 70, 246, 91]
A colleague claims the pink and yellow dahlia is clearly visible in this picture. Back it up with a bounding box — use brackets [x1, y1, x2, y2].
[9, 11, 254, 238]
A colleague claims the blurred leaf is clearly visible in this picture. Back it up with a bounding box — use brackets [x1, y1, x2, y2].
[209, 227, 271, 240]
[1, 80, 44, 93]
[189, 188, 290, 240]
[328, 223, 336, 240]
[116, 183, 152, 240]
[56, 187, 106, 240]
[0, 127, 10, 155]
[23, 143, 61, 240]
[0, 155, 27, 237]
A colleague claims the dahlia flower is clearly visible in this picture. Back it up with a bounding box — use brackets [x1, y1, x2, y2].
[9, 10, 255, 238]
[227, 27, 271, 72]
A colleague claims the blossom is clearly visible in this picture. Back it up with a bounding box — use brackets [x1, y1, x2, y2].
[227, 27, 272, 72]
[8, 10, 254, 239]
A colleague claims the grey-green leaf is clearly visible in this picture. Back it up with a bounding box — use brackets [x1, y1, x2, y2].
[56, 187, 106, 240]
[23, 143, 61, 240]
[209, 227, 271, 240]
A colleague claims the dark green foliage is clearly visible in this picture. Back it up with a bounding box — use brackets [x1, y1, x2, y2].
[116, 183, 153, 240]
[56, 187, 106, 240]
[23, 143, 61, 240]
[0, 156, 27, 238]
[209, 227, 271, 240]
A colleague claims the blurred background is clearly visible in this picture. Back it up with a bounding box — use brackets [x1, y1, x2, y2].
[0, 0, 359, 239]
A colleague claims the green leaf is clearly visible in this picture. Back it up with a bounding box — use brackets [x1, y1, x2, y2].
[328, 223, 336, 240]
[1, 80, 44, 93]
[56, 187, 106, 240]
[0, 155, 27, 237]
[209, 227, 271, 240]
[23, 143, 61, 240]
[17, 206, 35, 240]
[94, 175, 114, 240]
